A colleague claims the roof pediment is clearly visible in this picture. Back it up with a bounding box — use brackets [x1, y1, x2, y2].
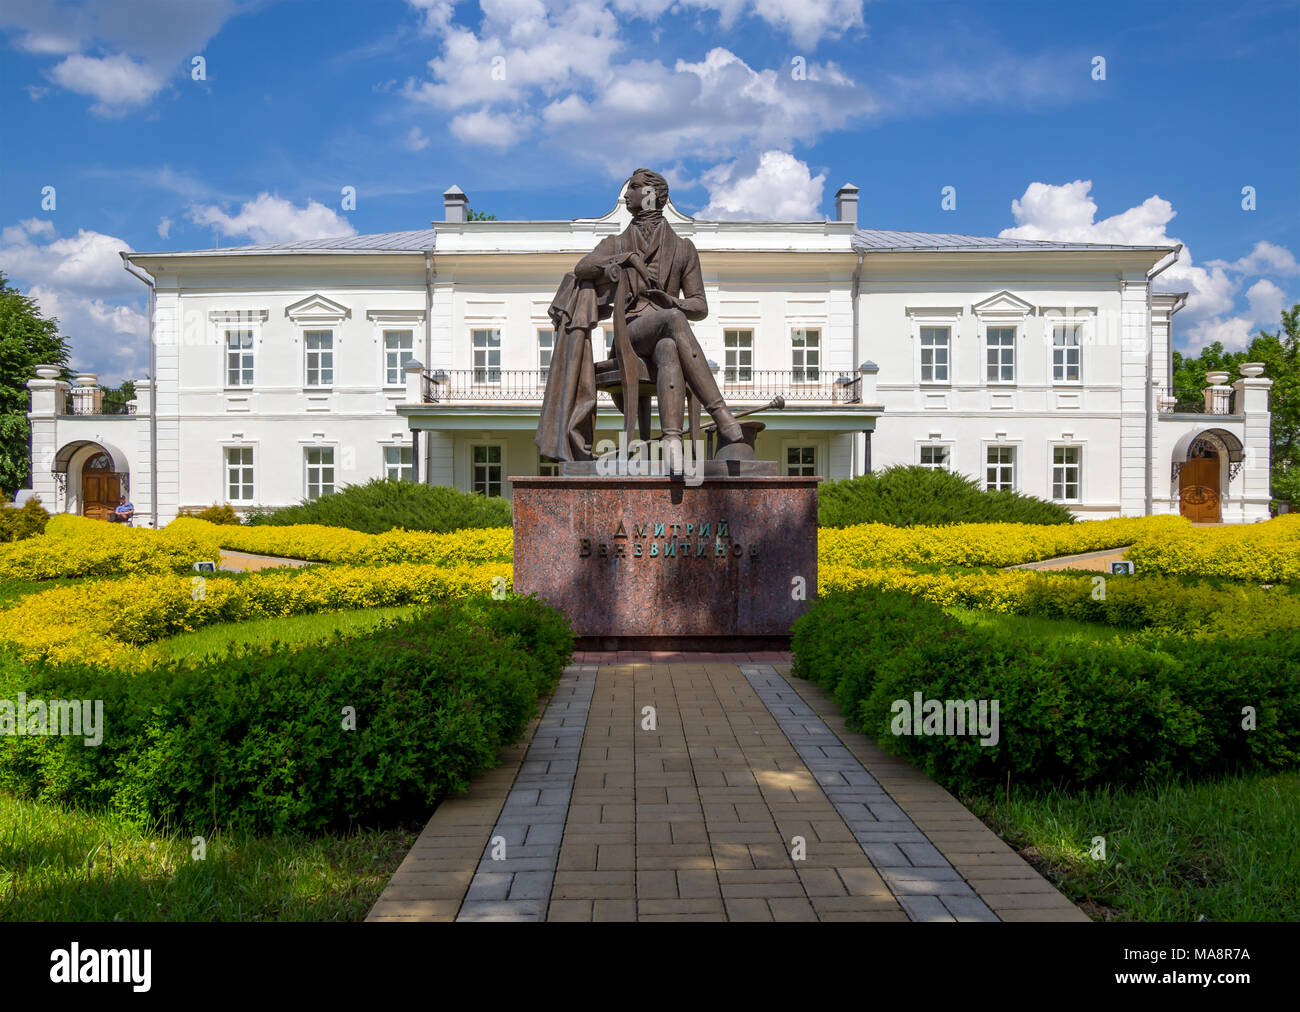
[285, 293, 351, 322]
[972, 290, 1036, 317]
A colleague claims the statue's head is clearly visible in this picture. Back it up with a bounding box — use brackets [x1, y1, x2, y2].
[625, 168, 669, 213]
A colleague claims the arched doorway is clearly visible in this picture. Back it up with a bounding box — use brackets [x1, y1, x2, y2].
[81, 451, 120, 520]
[1179, 448, 1220, 522]
[1172, 429, 1243, 524]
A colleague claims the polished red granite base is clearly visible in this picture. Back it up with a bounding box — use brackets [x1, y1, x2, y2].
[511, 475, 818, 648]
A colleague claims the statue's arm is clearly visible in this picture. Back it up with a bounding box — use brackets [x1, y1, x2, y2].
[674, 242, 707, 321]
[573, 236, 623, 282]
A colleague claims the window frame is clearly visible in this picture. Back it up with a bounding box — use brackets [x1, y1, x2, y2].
[984, 326, 1017, 385]
[1050, 443, 1083, 503]
[383, 443, 414, 482]
[984, 443, 1018, 492]
[790, 327, 820, 384]
[537, 327, 556, 385]
[222, 444, 255, 504]
[469, 442, 505, 497]
[918, 443, 953, 472]
[470, 328, 502, 386]
[918, 326, 952, 385]
[1051, 323, 1085, 385]
[303, 329, 335, 389]
[303, 445, 337, 501]
[224, 328, 256, 388]
[724, 328, 755, 385]
[382, 329, 416, 388]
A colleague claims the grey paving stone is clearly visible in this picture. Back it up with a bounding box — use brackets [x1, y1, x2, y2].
[899, 896, 956, 922]
[941, 895, 1000, 922]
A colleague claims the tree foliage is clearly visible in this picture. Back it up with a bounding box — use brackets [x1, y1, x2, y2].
[0, 273, 70, 495]
[1172, 303, 1300, 499]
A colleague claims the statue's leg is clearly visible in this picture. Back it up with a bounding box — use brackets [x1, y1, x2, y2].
[663, 309, 742, 442]
[652, 338, 684, 439]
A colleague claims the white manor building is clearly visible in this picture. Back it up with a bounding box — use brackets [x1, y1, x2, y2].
[26, 182, 1273, 526]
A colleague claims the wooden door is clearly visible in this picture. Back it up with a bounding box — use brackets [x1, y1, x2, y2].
[82, 472, 120, 521]
[1179, 456, 1220, 523]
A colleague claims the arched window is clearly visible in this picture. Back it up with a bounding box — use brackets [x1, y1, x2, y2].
[85, 452, 113, 471]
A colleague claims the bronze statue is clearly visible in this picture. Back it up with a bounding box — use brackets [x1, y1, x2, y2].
[536, 168, 743, 471]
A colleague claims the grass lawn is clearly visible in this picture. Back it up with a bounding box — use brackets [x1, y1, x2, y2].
[151, 605, 419, 664]
[0, 792, 417, 921]
[944, 605, 1127, 645]
[966, 771, 1300, 921]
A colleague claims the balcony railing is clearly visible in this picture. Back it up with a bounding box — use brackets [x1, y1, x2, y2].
[1159, 385, 1235, 415]
[420, 369, 866, 405]
[60, 393, 137, 416]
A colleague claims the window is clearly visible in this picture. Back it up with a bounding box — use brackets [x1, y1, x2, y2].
[384, 445, 413, 482]
[919, 445, 951, 471]
[305, 446, 335, 499]
[1052, 446, 1082, 502]
[986, 327, 1015, 383]
[304, 330, 333, 387]
[538, 328, 555, 382]
[225, 330, 254, 386]
[1053, 326, 1082, 383]
[472, 328, 501, 384]
[792, 328, 820, 383]
[786, 446, 817, 477]
[723, 329, 753, 384]
[384, 330, 414, 386]
[225, 447, 254, 502]
[920, 327, 950, 383]
[986, 446, 1015, 491]
[472, 445, 503, 496]
[538, 453, 558, 477]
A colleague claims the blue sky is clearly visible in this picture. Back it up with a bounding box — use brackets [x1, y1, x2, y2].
[2, 0, 1298, 382]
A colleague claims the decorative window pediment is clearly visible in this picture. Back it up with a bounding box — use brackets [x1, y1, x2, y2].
[366, 308, 425, 324]
[285, 294, 351, 324]
[972, 290, 1036, 320]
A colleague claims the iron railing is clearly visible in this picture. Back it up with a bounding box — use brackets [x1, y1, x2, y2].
[1162, 386, 1234, 415]
[60, 394, 137, 416]
[420, 369, 865, 405]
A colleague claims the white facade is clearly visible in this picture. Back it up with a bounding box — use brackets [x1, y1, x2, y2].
[26, 184, 1273, 525]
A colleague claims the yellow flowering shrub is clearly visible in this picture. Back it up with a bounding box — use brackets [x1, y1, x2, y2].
[0, 514, 224, 582]
[818, 514, 1188, 570]
[1126, 514, 1300, 583]
[168, 517, 512, 566]
[0, 560, 513, 666]
[818, 560, 1300, 635]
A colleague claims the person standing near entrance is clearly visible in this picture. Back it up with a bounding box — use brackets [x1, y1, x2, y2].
[110, 496, 134, 524]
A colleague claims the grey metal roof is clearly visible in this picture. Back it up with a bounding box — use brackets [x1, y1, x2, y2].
[852, 228, 1175, 254]
[135, 228, 439, 257]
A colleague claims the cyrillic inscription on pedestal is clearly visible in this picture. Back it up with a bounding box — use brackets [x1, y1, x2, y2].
[511, 475, 818, 649]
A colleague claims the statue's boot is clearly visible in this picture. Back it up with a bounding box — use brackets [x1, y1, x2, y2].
[657, 366, 686, 476]
[679, 344, 743, 442]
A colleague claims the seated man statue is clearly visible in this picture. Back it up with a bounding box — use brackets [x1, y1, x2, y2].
[535, 168, 742, 471]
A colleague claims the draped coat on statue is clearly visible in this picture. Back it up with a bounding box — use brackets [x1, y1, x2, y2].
[534, 218, 707, 462]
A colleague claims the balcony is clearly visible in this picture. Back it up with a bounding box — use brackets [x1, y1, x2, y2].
[1157, 368, 1255, 416]
[419, 369, 871, 406]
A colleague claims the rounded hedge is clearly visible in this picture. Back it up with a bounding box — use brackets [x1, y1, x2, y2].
[245, 478, 512, 534]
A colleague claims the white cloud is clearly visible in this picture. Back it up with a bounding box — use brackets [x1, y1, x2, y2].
[1000, 179, 1296, 353]
[449, 107, 532, 148]
[699, 150, 825, 220]
[49, 52, 163, 115]
[0, 219, 146, 383]
[157, 216, 172, 238]
[24, 84, 48, 100]
[1, 0, 241, 113]
[404, 126, 431, 151]
[186, 193, 358, 245]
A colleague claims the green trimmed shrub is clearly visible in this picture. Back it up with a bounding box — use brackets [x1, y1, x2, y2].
[818, 465, 1076, 527]
[792, 588, 1300, 795]
[193, 503, 240, 525]
[0, 596, 573, 834]
[0, 497, 51, 543]
[246, 478, 512, 534]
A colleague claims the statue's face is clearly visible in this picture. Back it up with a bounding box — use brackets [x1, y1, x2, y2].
[625, 174, 660, 213]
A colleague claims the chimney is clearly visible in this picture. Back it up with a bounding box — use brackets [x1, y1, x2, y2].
[834, 183, 860, 225]
[443, 185, 468, 223]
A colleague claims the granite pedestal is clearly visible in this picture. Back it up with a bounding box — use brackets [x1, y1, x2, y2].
[511, 475, 819, 650]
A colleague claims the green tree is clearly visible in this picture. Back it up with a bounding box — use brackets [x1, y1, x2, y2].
[0, 273, 70, 495]
[467, 208, 497, 221]
[1172, 302, 1300, 502]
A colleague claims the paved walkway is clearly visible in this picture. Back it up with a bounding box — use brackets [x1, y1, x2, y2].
[368, 660, 1086, 923]
[218, 549, 316, 572]
[1007, 546, 1132, 573]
